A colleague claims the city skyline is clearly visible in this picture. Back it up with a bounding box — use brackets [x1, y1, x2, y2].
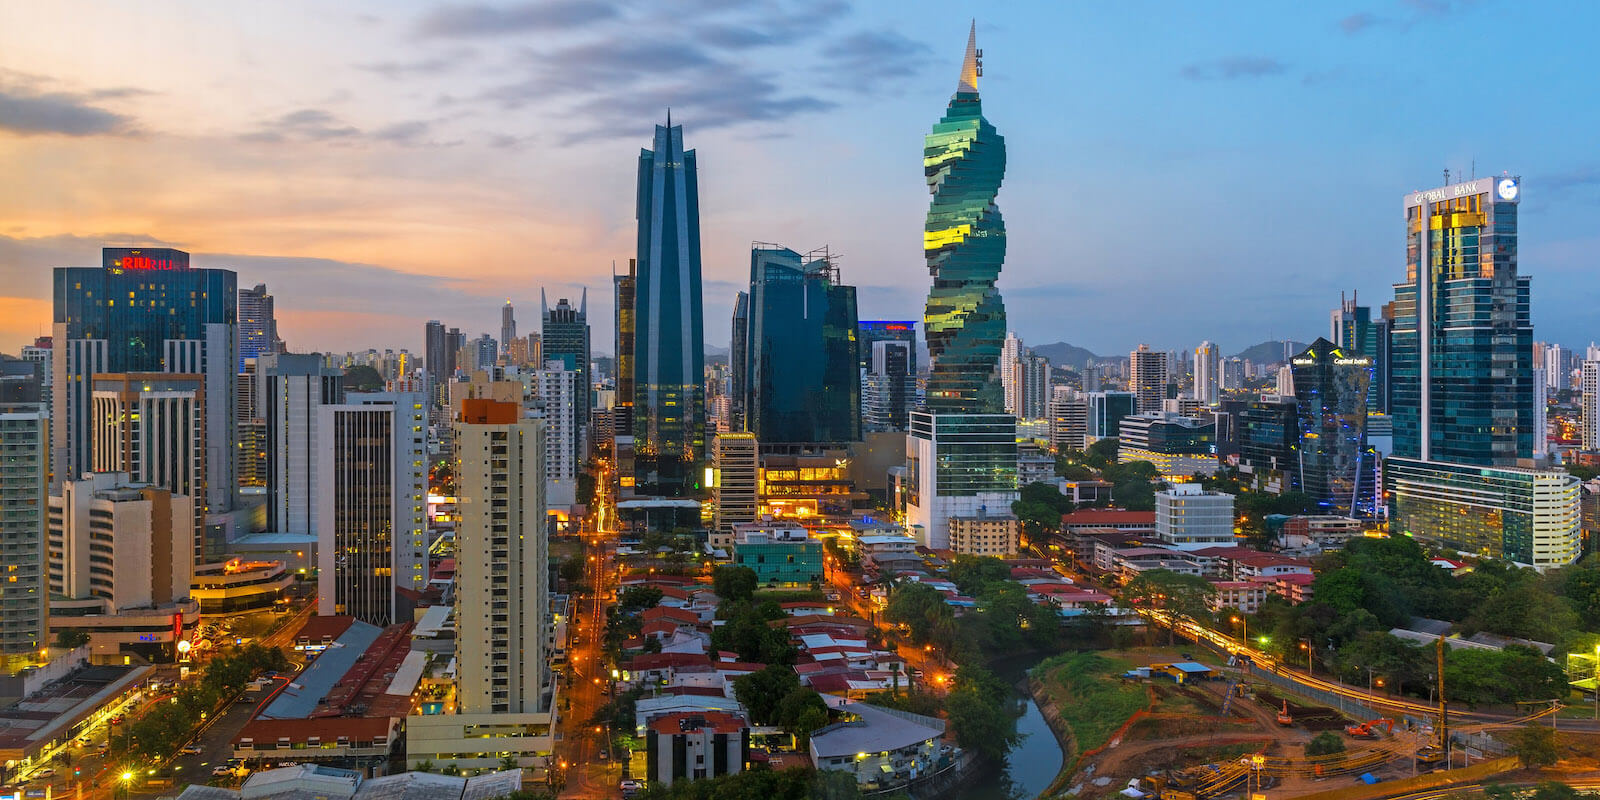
[4, 3, 1600, 359]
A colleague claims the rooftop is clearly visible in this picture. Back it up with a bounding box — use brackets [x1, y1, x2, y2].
[809, 701, 945, 758]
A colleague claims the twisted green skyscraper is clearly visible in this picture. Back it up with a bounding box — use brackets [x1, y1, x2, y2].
[923, 22, 1006, 414]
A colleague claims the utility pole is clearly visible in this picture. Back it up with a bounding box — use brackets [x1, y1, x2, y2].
[1436, 635, 1448, 763]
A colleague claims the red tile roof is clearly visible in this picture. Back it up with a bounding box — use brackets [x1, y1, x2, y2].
[648, 711, 748, 735]
[627, 652, 712, 671]
[641, 606, 700, 625]
[1061, 509, 1156, 526]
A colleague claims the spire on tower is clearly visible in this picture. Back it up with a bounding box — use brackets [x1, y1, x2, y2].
[958, 20, 981, 94]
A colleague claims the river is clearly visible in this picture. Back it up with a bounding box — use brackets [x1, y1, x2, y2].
[948, 656, 1067, 800]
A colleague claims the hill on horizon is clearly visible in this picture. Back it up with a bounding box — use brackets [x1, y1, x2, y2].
[1231, 340, 1308, 363]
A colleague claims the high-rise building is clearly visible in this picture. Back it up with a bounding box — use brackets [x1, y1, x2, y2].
[470, 335, 498, 373]
[1391, 176, 1531, 465]
[53, 247, 237, 513]
[500, 301, 517, 357]
[535, 362, 583, 509]
[1582, 361, 1600, 451]
[1330, 292, 1391, 413]
[1084, 391, 1137, 440]
[1016, 352, 1050, 420]
[20, 339, 52, 419]
[1128, 345, 1168, 415]
[1193, 341, 1219, 405]
[541, 290, 590, 430]
[737, 244, 859, 445]
[262, 354, 344, 537]
[712, 433, 758, 550]
[1387, 459, 1579, 566]
[923, 24, 1006, 415]
[453, 399, 546, 714]
[1290, 338, 1373, 516]
[1048, 387, 1088, 452]
[316, 391, 427, 626]
[424, 320, 456, 408]
[858, 322, 918, 376]
[613, 260, 636, 438]
[1546, 344, 1567, 392]
[1001, 333, 1023, 416]
[1081, 364, 1102, 393]
[237, 284, 281, 370]
[90, 373, 207, 556]
[863, 340, 916, 433]
[633, 121, 706, 493]
[907, 25, 1017, 548]
[0, 401, 48, 667]
[729, 291, 749, 433]
[1219, 358, 1245, 392]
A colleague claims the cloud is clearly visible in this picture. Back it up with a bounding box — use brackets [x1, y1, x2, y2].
[1539, 167, 1600, 195]
[820, 31, 933, 91]
[1339, 12, 1382, 33]
[373, 120, 433, 145]
[415, 0, 620, 38]
[1180, 56, 1288, 81]
[241, 108, 361, 143]
[356, 55, 465, 80]
[0, 84, 138, 137]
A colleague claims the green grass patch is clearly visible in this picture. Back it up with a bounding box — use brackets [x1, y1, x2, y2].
[1034, 651, 1149, 753]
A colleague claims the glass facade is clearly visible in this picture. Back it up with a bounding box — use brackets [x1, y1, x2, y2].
[633, 123, 706, 494]
[1391, 178, 1531, 465]
[1386, 457, 1579, 566]
[923, 26, 1007, 414]
[541, 291, 591, 427]
[1290, 338, 1373, 516]
[910, 412, 1018, 497]
[858, 321, 918, 375]
[739, 245, 859, 445]
[613, 261, 636, 437]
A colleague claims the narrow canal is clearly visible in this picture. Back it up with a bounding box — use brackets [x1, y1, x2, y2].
[949, 655, 1066, 800]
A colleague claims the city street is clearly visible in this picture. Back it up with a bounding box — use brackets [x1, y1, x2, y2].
[559, 472, 621, 799]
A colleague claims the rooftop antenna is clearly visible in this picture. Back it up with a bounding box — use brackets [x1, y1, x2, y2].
[1470, 159, 1475, 180]
[1443, 167, 1451, 186]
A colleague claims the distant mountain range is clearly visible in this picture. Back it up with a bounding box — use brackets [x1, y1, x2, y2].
[1029, 339, 1310, 367]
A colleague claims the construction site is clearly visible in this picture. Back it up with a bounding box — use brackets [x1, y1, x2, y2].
[1034, 646, 1569, 800]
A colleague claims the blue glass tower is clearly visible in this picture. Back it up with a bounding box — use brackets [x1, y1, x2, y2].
[633, 121, 706, 494]
[1290, 338, 1373, 516]
[739, 245, 859, 445]
[923, 23, 1006, 414]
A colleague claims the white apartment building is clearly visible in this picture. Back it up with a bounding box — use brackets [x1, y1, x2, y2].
[1155, 483, 1236, 551]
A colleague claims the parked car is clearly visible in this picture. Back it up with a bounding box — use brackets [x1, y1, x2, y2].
[211, 767, 234, 777]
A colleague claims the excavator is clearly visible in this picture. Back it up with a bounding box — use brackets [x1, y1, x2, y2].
[1275, 700, 1293, 726]
[1344, 718, 1394, 738]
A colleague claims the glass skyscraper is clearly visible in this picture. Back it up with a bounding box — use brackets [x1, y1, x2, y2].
[1290, 338, 1372, 516]
[1390, 175, 1531, 465]
[541, 289, 590, 427]
[923, 23, 1007, 414]
[737, 244, 859, 445]
[237, 283, 280, 370]
[53, 247, 237, 512]
[632, 121, 706, 494]
[1330, 292, 1390, 414]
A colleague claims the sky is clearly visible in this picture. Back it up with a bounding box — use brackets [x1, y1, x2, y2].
[3, 0, 1599, 360]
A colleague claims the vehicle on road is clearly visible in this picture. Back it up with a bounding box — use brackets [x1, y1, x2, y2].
[33, 769, 54, 779]
[181, 745, 203, 755]
[211, 766, 234, 777]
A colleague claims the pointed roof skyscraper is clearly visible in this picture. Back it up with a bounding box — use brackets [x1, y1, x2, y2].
[958, 20, 980, 94]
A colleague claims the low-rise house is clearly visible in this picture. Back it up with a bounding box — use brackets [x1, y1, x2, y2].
[810, 701, 947, 790]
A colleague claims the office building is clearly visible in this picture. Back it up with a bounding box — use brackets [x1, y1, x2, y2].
[20, 339, 52, 418]
[1048, 387, 1089, 452]
[316, 392, 427, 626]
[1219, 358, 1245, 391]
[238, 283, 282, 370]
[500, 301, 517, 358]
[53, 247, 237, 514]
[1016, 351, 1050, 420]
[1583, 361, 1600, 451]
[906, 411, 1017, 549]
[541, 291, 590, 428]
[729, 291, 749, 433]
[1084, 391, 1137, 440]
[1154, 484, 1235, 551]
[424, 320, 457, 408]
[731, 524, 822, 588]
[1387, 459, 1579, 566]
[633, 120, 707, 494]
[1129, 345, 1167, 414]
[1290, 339, 1373, 516]
[0, 403, 48, 668]
[49, 473, 193, 611]
[1391, 175, 1531, 465]
[858, 321, 918, 377]
[1330, 291, 1391, 413]
[454, 399, 546, 715]
[737, 244, 859, 445]
[613, 260, 636, 438]
[923, 24, 1006, 414]
[712, 433, 758, 551]
[863, 340, 915, 433]
[535, 362, 583, 509]
[237, 358, 266, 489]
[1193, 341, 1219, 405]
[90, 373, 206, 555]
[1118, 411, 1217, 480]
[1081, 363, 1103, 393]
[262, 354, 345, 537]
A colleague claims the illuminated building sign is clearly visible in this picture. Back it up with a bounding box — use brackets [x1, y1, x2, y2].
[103, 247, 191, 272]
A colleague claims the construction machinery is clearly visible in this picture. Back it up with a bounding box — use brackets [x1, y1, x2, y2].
[1275, 700, 1293, 726]
[1344, 718, 1394, 738]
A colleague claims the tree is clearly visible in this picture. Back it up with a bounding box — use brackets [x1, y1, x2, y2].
[1011, 482, 1074, 542]
[1084, 437, 1120, 469]
[1119, 569, 1216, 644]
[1511, 724, 1559, 768]
[733, 664, 801, 725]
[884, 582, 954, 646]
[618, 585, 664, 613]
[945, 665, 1019, 760]
[1305, 731, 1346, 757]
[774, 687, 829, 743]
[713, 565, 758, 603]
[558, 558, 585, 584]
[948, 556, 1012, 597]
[55, 629, 89, 649]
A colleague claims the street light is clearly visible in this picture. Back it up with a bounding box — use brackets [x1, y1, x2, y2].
[1230, 615, 1247, 646]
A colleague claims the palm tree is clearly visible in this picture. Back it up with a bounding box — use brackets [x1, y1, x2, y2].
[499, 755, 520, 771]
[412, 760, 435, 773]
